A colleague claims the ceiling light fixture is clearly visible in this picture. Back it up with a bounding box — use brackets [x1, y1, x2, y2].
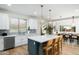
[41, 5, 43, 19]
[72, 16, 75, 26]
[33, 11, 37, 15]
[7, 4, 12, 6]
[48, 9, 52, 20]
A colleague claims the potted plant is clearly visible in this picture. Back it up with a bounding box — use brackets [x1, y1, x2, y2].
[41, 27, 44, 35]
[44, 24, 53, 34]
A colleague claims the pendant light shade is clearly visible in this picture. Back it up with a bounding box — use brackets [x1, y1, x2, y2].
[40, 5, 44, 23]
[41, 5, 43, 7]
[72, 16, 75, 26]
[48, 9, 52, 20]
[72, 16, 74, 22]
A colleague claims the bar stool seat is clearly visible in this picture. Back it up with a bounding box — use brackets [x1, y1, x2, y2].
[43, 39, 53, 55]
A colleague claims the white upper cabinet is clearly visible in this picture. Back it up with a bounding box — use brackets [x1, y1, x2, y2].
[0, 13, 9, 29]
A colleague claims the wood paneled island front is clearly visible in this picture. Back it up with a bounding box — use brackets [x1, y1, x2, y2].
[28, 35, 63, 55]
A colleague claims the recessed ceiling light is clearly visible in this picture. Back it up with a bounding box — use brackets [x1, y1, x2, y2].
[7, 4, 12, 6]
[33, 11, 37, 15]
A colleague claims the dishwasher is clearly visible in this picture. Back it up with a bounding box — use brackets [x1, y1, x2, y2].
[4, 36, 15, 50]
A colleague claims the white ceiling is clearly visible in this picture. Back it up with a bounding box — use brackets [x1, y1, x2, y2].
[0, 4, 79, 20]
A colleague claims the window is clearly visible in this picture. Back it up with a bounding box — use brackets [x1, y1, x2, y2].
[10, 17, 27, 35]
[19, 19, 27, 34]
[10, 18, 18, 34]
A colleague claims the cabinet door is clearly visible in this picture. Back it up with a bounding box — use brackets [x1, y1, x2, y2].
[28, 39, 39, 55]
[0, 13, 9, 29]
[0, 39, 4, 50]
[15, 36, 23, 47]
[4, 37, 15, 50]
[15, 36, 22, 44]
[15, 36, 28, 47]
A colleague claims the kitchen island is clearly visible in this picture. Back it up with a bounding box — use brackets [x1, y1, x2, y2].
[28, 35, 62, 55]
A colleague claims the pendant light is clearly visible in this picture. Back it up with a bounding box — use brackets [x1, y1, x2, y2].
[41, 5, 43, 19]
[72, 16, 75, 26]
[48, 9, 52, 20]
[7, 4, 12, 6]
[40, 5, 44, 23]
[48, 9, 52, 25]
[40, 5, 44, 35]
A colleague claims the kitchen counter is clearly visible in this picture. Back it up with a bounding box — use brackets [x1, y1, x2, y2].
[28, 35, 59, 43]
[0, 35, 15, 40]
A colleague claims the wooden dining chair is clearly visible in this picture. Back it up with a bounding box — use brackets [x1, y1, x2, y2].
[64, 34, 70, 41]
[70, 34, 77, 43]
[53, 37, 60, 55]
[43, 39, 53, 55]
[77, 35, 79, 44]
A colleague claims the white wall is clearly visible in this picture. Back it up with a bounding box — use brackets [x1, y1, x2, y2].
[27, 18, 38, 29]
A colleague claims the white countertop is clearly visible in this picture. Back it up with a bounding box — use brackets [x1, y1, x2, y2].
[0, 35, 16, 40]
[4, 35, 16, 37]
[28, 35, 59, 43]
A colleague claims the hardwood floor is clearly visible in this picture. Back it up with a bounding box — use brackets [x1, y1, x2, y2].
[62, 44, 79, 55]
[0, 43, 79, 55]
[0, 45, 28, 55]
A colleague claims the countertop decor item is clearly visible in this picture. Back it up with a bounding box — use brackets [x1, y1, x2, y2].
[44, 24, 53, 34]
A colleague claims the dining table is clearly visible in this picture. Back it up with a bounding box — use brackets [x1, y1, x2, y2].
[58, 32, 79, 44]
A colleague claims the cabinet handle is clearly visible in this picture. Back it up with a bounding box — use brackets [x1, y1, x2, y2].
[34, 42, 35, 45]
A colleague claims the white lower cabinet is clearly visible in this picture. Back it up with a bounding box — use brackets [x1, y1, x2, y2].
[0, 39, 4, 51]
[0, 35, 28, 51]
[15, 35, 28, 47]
